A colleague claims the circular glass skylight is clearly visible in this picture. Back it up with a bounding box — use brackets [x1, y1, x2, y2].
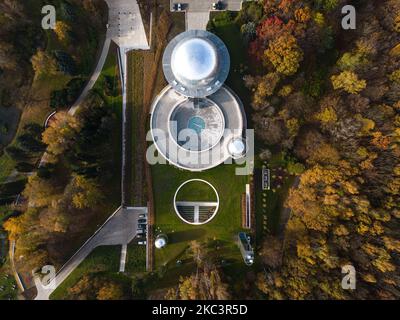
[171, 38, 217, 82]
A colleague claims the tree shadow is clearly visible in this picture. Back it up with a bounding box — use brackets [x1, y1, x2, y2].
[169, 229, 206, 244]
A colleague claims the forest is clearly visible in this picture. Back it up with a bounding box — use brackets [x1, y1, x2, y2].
[241, 0, 400, 299]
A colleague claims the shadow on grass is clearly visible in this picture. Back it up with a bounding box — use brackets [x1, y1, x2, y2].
[169, 229, 206, 244]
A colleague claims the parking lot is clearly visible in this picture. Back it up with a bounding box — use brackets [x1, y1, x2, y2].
[170, 0, 243, 12]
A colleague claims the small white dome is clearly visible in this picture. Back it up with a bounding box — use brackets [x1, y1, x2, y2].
[155, 237, 167, 249]
[171, 38, 217, 82]
[228, 139, 246, 158]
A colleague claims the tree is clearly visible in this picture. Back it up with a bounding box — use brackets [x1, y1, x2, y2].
[42, 112, 80, 160]
[70, 175, 103, 209]
[331, 71, 367, 94]
[23, 174, 58, 207]
[295, 7, 312, 23]
[264, 33, 303, 75]
[54, 21, 72, 43]
[31, 49, 57, 78]
[97, 282, 125, 300]
[260, 236, 283, 268]
[315, 106, 337, 124]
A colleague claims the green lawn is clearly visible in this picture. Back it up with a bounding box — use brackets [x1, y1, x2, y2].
[175, 180, 218, 202]
[0, 262, 18, 300]
[254, 150, 296, 240]
[152, 163, 249, 270]
[125, 242, 146, 274]
[0, 154, 15, 184]
[50, 245, 121, 300]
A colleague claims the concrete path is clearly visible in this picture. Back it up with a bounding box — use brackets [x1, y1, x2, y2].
[34, 207, 146, 300]
[106, 0, 149, 51]
[119, 244, 128, 272]
[186, 12, 210, 30]
[69, 0, 149, 115]
[68, 38, 111, 115]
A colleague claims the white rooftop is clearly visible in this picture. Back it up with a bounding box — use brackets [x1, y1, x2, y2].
[155, 238, 167, 249]
[228, 138, 246, 158]
[172, 38, 217, 82]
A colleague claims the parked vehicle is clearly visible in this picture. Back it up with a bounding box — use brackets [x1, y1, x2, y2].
[138, 241, 147, 245]
[173, 3, 182, 11]
[138, 214, 147, 219]
[138, 219, 147, 224]
[138, 223, 147, 230]
[137, 228, 146, 235]
[212, 1, 223, 10]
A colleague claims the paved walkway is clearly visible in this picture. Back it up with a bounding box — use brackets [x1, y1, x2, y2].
[34, 207, 146, 300]
[69, 0, 149, 115]
[186, 11, 210, 30]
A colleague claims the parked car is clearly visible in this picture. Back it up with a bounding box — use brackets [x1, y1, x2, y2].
[138, 223, 147, 230]
[212, 1, 223, 10]
[173, 3, 182, 11]
[137, 228, 146, 235]
[138, 214, 147, 219]
[136, 234, 145, 239]
[138, 218, 147, 224]
[138, 241, 147, 245]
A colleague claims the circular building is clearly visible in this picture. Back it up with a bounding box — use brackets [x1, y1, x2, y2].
[173, 179, 219, 225]
[163, 30, 230, 98]
[150, 85, 246, 171]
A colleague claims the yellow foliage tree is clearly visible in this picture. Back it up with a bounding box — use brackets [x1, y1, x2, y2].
[31, 49, 57, 79]
[54, 21, 71, 43]
[264, 33, 303, 75]
[295, 7, 311, 23]
[315, 106, 337, 124]
[331, 71, 367, 94]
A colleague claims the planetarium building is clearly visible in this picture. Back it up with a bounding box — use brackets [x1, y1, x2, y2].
[150, 30, 246, 171]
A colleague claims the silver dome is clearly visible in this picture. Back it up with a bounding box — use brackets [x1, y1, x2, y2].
[171, 38, 217, 82]
[163, 30, 230, 98]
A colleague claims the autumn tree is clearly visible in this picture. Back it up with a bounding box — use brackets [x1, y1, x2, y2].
[31, 49, 58, 79]
[42, 112, 81, 161]
[54, 21, 72, 43]
[264, 33, 303, 75]
[331, 71, 367, 94]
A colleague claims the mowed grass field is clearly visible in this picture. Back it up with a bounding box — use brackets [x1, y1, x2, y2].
[175, 179, 218, 202]
[152, 163, 249, 270]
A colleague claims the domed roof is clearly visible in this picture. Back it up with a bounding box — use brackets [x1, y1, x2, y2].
[228, 138, 246, 158]
[162, 29, 230, 98]
[155, 237, 167, 249]
[171, 38, 217, 82]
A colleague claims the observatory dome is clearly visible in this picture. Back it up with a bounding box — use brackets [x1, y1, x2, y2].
[228, 138, 246, 158]
[163, 30, 230, 98]
[171, 38, 217, 82]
